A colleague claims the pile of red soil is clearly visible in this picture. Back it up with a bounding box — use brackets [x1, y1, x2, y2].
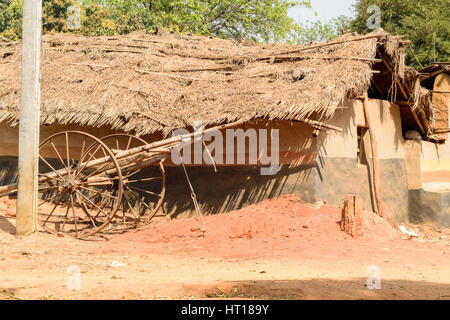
[103, 195, 402, 259]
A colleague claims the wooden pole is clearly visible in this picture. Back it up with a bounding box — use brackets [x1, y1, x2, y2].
[362, 94, 385, 217]
[16, 0, 42, 237]
[279, 34, 383, 55]
[292, 118, 344, 133]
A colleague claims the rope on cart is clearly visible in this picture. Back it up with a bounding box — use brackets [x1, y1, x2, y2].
[175, 145, 207, 236]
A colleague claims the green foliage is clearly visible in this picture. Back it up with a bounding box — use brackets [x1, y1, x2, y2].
[102, 0, 154, 34]
[108, 0, 309, 42]
[81, 2, 117, 36]
[1, 0, 77, 39]
[0, 0, 448, 69]
[0, 0, 22, 40]
[0, 0, 311, 42]
[42, 0, 76, 33]
[289, 15, 352, 44]
[0, 0, 12, 10]
[200, 0, 306, 42]
[350, 0, 450, 68]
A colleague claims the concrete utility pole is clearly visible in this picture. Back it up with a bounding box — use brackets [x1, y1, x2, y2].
[16, 0, 42, 237]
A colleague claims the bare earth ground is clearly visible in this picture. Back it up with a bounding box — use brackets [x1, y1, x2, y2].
[0, 194, 449, 300]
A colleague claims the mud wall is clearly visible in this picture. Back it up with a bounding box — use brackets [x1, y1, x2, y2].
[315, 99, 410, 223]
[0, 99, 412, 223]
[0, 120, 320, 218]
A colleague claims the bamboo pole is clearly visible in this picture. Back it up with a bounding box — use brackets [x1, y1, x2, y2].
[278, 34, 384, 55]
[256, 55, 382, 63]
[397, 101, 427, 136]
[420, 69, 445, 82]
[381, 57, 409, 100]
[292, 118, 344, 132]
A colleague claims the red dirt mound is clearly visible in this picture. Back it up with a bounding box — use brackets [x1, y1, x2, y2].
[102, 195, 402, 259]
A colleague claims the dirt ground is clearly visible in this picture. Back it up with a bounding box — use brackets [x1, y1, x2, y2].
[0, 194, 449, 300]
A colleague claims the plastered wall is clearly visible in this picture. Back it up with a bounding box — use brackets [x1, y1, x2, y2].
[315, 99, 410, 222]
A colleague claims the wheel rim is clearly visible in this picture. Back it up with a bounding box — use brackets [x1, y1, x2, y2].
[37, 131, 123, 239]
[99, 134, 166, 226]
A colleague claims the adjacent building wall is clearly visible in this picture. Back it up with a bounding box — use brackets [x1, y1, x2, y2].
[316, 99, 410, 223]
[421, 73, 450, 173]
[407, 73, 450, 228]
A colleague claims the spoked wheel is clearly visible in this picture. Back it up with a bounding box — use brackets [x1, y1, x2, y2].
[99, 134, 166, 227]
[37, 131, 123, 239]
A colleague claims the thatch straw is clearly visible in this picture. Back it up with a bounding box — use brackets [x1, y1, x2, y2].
[0, 29, 408, 136]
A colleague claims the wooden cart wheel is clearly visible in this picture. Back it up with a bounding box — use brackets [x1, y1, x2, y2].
[99, 134, 166, 226]
[37, 131, 123, 239]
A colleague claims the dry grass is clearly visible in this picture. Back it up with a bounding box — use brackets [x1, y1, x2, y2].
[0, 29, 409, 136]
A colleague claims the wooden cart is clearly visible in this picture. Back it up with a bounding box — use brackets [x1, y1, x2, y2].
[0, 122, 240, 239]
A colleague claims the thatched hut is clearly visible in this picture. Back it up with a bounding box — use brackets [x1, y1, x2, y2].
[0, 29, 448, 227]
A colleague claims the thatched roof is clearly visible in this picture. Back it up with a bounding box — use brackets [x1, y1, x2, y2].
[0, 29, 423, 137]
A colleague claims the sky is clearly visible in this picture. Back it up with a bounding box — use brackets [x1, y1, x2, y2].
[289, 0, 357, 23]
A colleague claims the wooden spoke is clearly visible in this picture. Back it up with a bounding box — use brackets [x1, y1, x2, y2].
[126, 177, 161, 183]
[74, 143, 102, 180]
[125, 186, 151, 211]
[38, 185, 61, 193]
[61, 204, 70, 232]
[39, 155, 66, 181]
[100, 134, 148, 178]
[38, 193, 61, 207]
[79, 186, 119, 200]
[42, 200, 63, 226]
[80, 162, 112, 182]
[76, 190, 112, 219]
[69, 194, 79, 238]
[42, 193, 64, 226]
[50, 141, 71, 177]
[75, 191, 98, 228]
[93, 200, 110, 221]
[65, 132, 71, 174]
[126, 136, 132, 150]
[38, 172, 64, 183]
[79, 138, 86, 164]
[128, 185, 161, 197]
[124, 195, 140, 220]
